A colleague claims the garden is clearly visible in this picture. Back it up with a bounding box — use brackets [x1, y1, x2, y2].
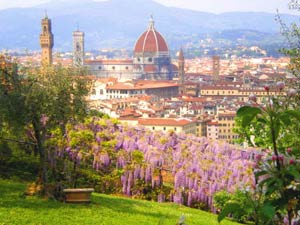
[0, 11, 300, 224]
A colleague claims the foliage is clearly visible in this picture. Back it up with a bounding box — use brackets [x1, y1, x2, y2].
[213, 190, 232, 212]
[0, 55, 92, 193]
[215, 190, 253, 223]
[215, 189, 275, 225]
[0, 179, 241, 225]
[234, 82, 300, 225]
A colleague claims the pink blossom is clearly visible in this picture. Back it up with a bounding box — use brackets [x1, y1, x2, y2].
[264, 85, 270, 91]
[289, 159, 295, 165]
[287, 88, 297, 97]
[271, 155, 277, 161]
[249, 94, 257, 102]
[276, 81, 285, 91]
[255, 154, 263, 161]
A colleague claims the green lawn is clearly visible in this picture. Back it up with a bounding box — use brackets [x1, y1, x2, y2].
[0, 180, 241, 225]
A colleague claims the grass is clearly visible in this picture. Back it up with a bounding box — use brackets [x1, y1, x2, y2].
[0, 179, 241, 225]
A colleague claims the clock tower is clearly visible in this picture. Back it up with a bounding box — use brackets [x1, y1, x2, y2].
[40, 14, 54, 66]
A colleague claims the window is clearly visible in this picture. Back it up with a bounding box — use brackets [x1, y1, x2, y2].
[152, 127, 155, 130]
[125, 66, 129, 70]
[100, 89, 104, 95]
[92, 89, 96, 95]
[76, 43, 81, 51]
[137, 58, 141, 62]
[98, 66, 102, 70]
[148, 57, 152, 62]
[112, 66, 115, 70]
[174, 128, 177, 131]
[163, 127, 166, 131]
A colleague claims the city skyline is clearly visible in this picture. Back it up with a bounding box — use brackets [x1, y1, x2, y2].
[0, 0, 295, 14]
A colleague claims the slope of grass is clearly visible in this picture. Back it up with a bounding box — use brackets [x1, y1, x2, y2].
[0, 179, 241, 225]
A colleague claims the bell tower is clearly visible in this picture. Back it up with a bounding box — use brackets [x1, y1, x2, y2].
[212, 55, 220, 80]
[72, 27, 85, 67]
[178, 48, 185, 84]
[178, 48, 185, 94]
[40, 13, 54, 66]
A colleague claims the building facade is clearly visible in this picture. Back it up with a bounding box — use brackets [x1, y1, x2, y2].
[120, 118, 197, 135]
[85, 16, 179, 81]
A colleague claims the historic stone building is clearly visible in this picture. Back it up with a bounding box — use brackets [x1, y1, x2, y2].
[85, 16, 179, 81]
[132, 16, 176, 80]
[73, 29, 85, 66]
[39, 14, 54, 65]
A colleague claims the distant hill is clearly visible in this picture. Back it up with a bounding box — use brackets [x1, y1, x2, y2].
[0, 0, 297, 51]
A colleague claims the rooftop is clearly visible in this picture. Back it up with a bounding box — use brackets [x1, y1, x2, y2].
[138, 118, 194, 126]
[107, 80, 179, 90]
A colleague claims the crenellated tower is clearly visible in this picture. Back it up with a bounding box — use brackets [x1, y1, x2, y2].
[40, 14, 54, 66]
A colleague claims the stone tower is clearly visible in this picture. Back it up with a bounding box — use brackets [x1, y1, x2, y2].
[178, 48, 185, 85]
[212, 55, 220, 79]
[73, 29, 84, 66]
[39, 14, 54, 66]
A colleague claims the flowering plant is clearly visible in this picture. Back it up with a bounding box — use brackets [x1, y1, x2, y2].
[47, 117, 256, 211]
[236, 82, 300, 225]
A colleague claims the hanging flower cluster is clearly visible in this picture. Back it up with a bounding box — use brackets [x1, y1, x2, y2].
[49, 117, 257, 210]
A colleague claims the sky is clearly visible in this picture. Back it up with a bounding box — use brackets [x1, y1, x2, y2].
[0, 0, 296, 14]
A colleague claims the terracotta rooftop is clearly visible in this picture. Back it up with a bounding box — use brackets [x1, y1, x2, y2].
[201, 86, 239, 90]
[107, 81, 179, 90]
[207, 121, 219, 125]
[138, 118, 194, 126]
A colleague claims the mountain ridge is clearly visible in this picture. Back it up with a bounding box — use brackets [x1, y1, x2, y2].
[0, 0, 297, 51]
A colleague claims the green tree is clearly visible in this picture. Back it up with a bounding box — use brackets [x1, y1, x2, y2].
[0, 55, 92, 194]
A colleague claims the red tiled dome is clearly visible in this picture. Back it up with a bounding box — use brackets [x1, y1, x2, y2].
[134, 17, 168, 53]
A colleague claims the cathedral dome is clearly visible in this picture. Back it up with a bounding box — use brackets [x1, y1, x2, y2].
[134, 16, 169, 54]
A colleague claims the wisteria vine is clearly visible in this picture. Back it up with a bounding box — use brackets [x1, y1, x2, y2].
[48, 117, 257, 211]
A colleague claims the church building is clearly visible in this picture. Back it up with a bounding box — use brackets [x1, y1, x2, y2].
[85, 16, 179, 81]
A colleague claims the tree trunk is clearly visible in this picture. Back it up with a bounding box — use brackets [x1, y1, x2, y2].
[33, 119, 47, 195]
[73, 161, 78, 188]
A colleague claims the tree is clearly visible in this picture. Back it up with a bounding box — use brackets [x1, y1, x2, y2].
[0, 55, 92, 194]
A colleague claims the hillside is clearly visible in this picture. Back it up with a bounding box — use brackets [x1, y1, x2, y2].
[0, 179, 241, 225]
[0, 0, 297, 51]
